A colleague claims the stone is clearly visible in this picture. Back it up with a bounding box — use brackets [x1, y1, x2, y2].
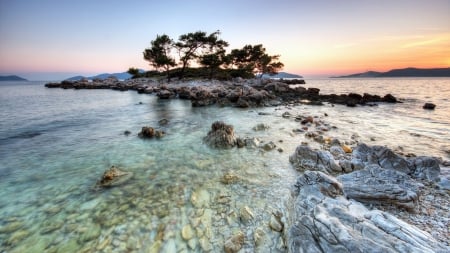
[352, 143, 441, 181]
[138, 126, 165, 139]
[383, 93, 397, 103]
[337, 164, 420, 210]
[423, 103, 436, 110]
[288, 170, 447, 253]
[96, 166, 133, 187]
[224, 231, 245, 253]
[269, 214, 283, 232]
[78, 224, 101, 243]
[0, 221, 23, 233]
[282, 111, 293, 118]
[301, 116, 314, 125]
[158, 118, 169, 125]
[289, 145, 341, 173]
[253, 123, 270, 131]
[190, 189, 210, 208]
[221, 171, 239, 184]
[261, 141, 276, 151]
[157, 89, 174, 99]
[409, 156, 441, 182]
[240, 206, 254, 223]
[341, 144, 352, 153]
[181, 225, 194, 240]
[203, 121, 237, 148]
[352, 143, 412, 174]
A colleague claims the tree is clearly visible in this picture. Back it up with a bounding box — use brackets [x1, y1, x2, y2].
[143, 34, 176, 82]
[176, 30, 224, 79]
[199, 33, 229, 79]
[255, 53, 284, 78]
[226, 44, 283, 78]
[127, 67, 141, 79]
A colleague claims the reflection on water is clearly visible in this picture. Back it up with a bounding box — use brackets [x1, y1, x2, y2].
[0, 79, 449, 252]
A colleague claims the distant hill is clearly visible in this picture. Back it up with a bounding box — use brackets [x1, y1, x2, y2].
[332, 67, 450, 78]
[66, 72, 133, 81]
[262, 72, 303, 79]
[0, 75, 28, 81]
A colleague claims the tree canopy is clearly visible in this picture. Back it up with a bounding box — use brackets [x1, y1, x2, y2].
[140, 31, 284, 81]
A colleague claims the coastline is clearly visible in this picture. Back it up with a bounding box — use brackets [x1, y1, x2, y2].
[0, 79, 448, 252]
[45, 77, 399, 108]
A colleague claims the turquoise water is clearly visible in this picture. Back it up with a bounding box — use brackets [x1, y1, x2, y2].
[0, 79, 449, 252]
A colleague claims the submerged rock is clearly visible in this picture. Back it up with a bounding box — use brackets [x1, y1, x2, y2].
[288, 170, 447, 253]
[96, 166, 133, 187]
[138, 126, 165, 139]
[203, 121, 237, 148]
[224, 231, 245, 253]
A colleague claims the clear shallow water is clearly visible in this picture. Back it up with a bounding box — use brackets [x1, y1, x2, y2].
[0, 78, 449, 252]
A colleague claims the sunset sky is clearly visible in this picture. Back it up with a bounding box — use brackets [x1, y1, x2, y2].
[0, 0, 449, 80]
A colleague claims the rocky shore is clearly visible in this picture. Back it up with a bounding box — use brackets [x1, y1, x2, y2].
[36, 78, 449, 252]
[45, 77, 399, 107]
[203, 119, 449, 252]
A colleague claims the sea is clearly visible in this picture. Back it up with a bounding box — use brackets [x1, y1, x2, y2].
[0, 78, 449, 252]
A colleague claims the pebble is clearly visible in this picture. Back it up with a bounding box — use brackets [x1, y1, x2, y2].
[240, 206, 254, 223]
[269, 214, 283, 232]
[224, 231, 245, 253]
[181, 224, 194, 240]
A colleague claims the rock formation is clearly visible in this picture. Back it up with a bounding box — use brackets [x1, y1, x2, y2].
[96, 166, 133, 187]
[203, 121, 237, 148]
[288, 171, 446, 253]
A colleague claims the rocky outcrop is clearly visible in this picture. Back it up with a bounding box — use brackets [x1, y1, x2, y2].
[203, 121, 237, 148]
[289, 145, 341, 173]
[96, 166, 133, 187]
[352, 144, 441, 182]
[45, 78, 400, 108]
[288, 170, 447, 253]
[138, 126, 165, 138]
[337, 165, 420, 210]
[423, 103, 436, 110]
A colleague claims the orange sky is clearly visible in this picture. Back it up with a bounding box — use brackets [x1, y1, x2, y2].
[0, 1, 449, 80]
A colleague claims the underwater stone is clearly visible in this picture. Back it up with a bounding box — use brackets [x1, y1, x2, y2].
[181, 224, 194, 240]
[224, 231, 245, 253]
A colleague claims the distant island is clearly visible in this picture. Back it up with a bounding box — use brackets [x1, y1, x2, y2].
[261, 72, 303, 79]
[332, 67, 450, 78]
[0, 75, 28, 81]
[66, 72, 134, 81]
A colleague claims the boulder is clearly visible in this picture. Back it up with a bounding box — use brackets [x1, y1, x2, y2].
[138, 126, 165, 139]
[191, 89, 217, 106]
[352, 143, 411, 174]
[352, 144, 441, 182]
[423, 103, 436, 110]
[157, 89, 174, 99]
[289, 145, 341, 173]
[337, 165, 420, 210]
[96, 166, 133, 187]
[203, 121, 237, 148]
[383, 93, 397, 103]
[409, 156, 441, 182]
[288, 170, 447, 253]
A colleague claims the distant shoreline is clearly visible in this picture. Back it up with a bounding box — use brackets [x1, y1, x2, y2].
[331, 67, 450, 78]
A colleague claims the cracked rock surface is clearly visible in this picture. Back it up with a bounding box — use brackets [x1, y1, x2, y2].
[288, 171, 448, 253]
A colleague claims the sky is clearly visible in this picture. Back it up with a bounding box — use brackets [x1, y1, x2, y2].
[0, 0, 449, 80]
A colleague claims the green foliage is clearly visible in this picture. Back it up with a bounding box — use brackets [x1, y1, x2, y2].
[143, 34, 176, 81]
[138, 31, 284, 81]
[127, 67, 141, 79]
